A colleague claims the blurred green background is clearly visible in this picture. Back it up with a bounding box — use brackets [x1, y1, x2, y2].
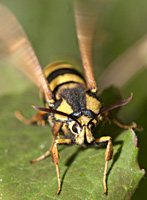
[0, 0, 146, 199]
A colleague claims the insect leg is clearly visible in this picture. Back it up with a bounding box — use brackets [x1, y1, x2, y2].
[30, 149, 50, 163]
[95, 136, 113, 195]
[52, 138, 72, 195]
[30, 122, 62, 163]
[112, 119, 137, 129]
[103, 111, 137, 129]
[15, 110, 48, 126]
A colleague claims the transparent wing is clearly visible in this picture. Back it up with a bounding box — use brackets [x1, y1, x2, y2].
[98, 35, 147, 93]
[0, 4, 54, 103]
[74, 0, 99, 92]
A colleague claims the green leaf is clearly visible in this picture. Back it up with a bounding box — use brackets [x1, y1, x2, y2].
[0, 88, 144, 199]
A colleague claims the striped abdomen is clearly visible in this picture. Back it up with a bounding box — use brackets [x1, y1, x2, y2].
[43, 61, 85, 100]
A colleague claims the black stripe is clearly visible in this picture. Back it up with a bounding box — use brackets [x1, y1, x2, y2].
[52, 81, 82, 95]
[47, 68, 84, 83]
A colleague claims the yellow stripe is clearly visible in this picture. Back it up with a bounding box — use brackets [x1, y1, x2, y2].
[43, 62, 74, 78]
[40, 61, 85, 102]
[49, 74, 85, 92]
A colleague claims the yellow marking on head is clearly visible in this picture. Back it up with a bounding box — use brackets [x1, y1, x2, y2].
[78, 115, 97, 125]
[75, 126, 94, 145]
[54, 99, 73, 121]
[85, 127, 95, 143]
[86, 94, 102, 114]
[75, 127, 85, 145]
[78, 115, 92, 126]
[77, 115, 97, 131]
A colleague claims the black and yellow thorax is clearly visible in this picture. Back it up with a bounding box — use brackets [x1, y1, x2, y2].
[43, 62, 102, 144]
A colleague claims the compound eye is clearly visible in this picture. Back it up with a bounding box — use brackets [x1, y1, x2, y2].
[89, 122, 95, 131]
[72, 123, 78, 133]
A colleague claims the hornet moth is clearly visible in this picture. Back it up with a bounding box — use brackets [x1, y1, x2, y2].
[0, 0, 137, 196]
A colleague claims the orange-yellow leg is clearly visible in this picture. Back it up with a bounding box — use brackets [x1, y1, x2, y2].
[95, 136, 113, 195]
[29, 121, 72, 195]
[15, 110, 47, 126]
[52, 139, 72, 195]
[30, 122, 62, 163]
[30, 149, 50, 163]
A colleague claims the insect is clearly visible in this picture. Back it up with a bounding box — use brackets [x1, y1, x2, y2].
[0, 1, 137, 196]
